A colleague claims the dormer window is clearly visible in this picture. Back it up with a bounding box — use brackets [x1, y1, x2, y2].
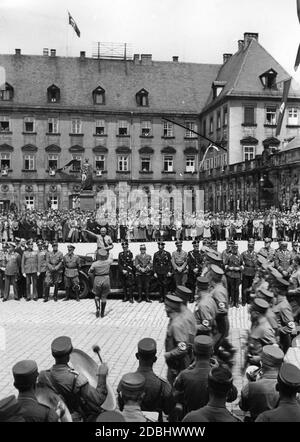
[47, 84, 60, 103]
[212, 81, 226, 99]
[93, 86, 105, 105]
[136, 89, 149, 107]
[259, 69, 277, 89]
[0, 83, 13, 101]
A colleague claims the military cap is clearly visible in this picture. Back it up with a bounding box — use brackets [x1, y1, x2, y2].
[174, 285, 192, 302]
[208, 366, 233, 393]
[252, 298, 269, 314]
[258, 249, 269, 259]
[175, 240, 183, 246]
[258, 287, 274, 299]
[137, 338, 157, 356]
[0, 395, 23, 422]
[14, 237, 20, 243]
[281, 241, 288, 247]
[274, 276, 290, 288]
[193, 335, 213, 356]
[192, 240, 199, 245]
[67, 244, 75, 250]
[36, 239, 43, 245]
[26, 239, 33, 245]
[52, 241, 58, 247]
[12, 360, 38, 387]
[278, 363, 300, 390]
[51, 336, 73, 357]
[257, 255, 268, 266]
[196, 276, 210, 290]
[140, 244, 146, 249]
[157, 241, 165, 246]
[206, 252, 223, 265]
[231, 243, 238, 249]
[8, 242, 16, 248]
[264, 237, 272, 243]
[97, 249, 108, 257]
[119, 372, 145, 395]
[210, 264, 224, 276]
[96, 410, 125, 422]
[269, 266, 283, 279]
[261, 345, 284, 368]
[201, 246, 210, 253]
[165, 294, 183, 310]
[121, 241, 129, 246]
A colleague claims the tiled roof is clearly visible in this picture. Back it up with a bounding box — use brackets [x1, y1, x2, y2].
[0, 54, 220, 114]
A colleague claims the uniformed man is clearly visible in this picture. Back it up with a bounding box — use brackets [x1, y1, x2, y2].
[171, 240, 188, 287]
[255, 362, 300, 422]
[221, 239, 233, 267]
[117, 372, 147, 422]
[288, 255, 300, 324]
[44, 241, 64, 302]
[164, 294, 194, 386]
[118, 241, 135, 303]
[239, 345, 284, 421]
[3, 242, 20, 301]
[173, 335, 213, 415]
[182, 366, 240, 422]
[134, 244, 152, 303]
[153, 241, 172, 303]
[0, 395, 25, 422]
[174, 286, 197, 342]
[241, 239, 257, 305]
[245, 298, 277, 368]
[194, 277, 218, 338]
[22, 239, 39, 301]
[187, 240, 204, 302]
[255, 287, 278, 335]
[202, 250, 226, 285]
[258, 237, 275, 264]
[118, 338, 173, 420]
[83, 226, 114, 255]
[37, 240, 48, 299]
[0, 241, 8, 298]
[38, 336, 108, 422]
[272, 276, 295, 353]
[274, 241, 294, 279]
[290, 241, 299, 265]
[63, 244, 81, 301]
[12, 359, 59, 422]
[15, 238, 26, 298]
[224, 243, 243, 308]
[88, 248, 113, 318]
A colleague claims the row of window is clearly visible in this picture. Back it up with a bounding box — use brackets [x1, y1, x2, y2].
[0, 117, 198, 138]
[203, 147, 256, 171]
[0, 153, 200, 173]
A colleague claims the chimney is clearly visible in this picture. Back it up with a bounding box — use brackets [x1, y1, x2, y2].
[15, 49, 21, 55]
[140, 54, 152, 65]
[50, 49, 56, 57]
[133, 54, 140, 65]
[244, 32, 259, 47]
[43, 48, 49, 56]
[172, 56, 179, 62]
[223, 53, 232, 64]
[80, 51, 86, 59]
[238, 40, 244, 51]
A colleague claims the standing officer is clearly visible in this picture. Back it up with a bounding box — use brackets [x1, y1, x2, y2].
[153, 241, 172, 303]
[258, 237, 275, 264]
[224, 243, 243, 308]
[88, 248, 113, 318]
[171, 240, 188, 287]
[37, 240, 47, 299]
[241, 239, 257, 306]
[164, 294, 193, 386]
[15, 238, 26, 298]
[221, 239, 233, 267]
[187, 240, 204, 303]
[22, 239, 39, 301]
[118, 241, 135, 303]
[44, 241, 64, 302]
[272, 276, 295, 353]
[0, 242, 8, 298]
[194, 277, 217, 338]
[63, 245, 81, 302]
[134, 244, 152, 303]
[274, 241, 294, 279]
[3, 242, 20, 301]
[12, 360, 59, 422]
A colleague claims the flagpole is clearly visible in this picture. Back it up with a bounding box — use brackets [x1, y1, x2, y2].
[66, 11, 69, 56]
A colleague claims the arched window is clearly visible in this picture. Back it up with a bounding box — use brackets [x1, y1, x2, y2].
[47, 84, 60, 103]
[0, 83, 13, 101]
[93, 86, 105, 105]
[136, 89, 149, 107]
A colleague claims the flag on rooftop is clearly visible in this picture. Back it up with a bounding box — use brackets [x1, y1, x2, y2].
[68, 11, 81, 37]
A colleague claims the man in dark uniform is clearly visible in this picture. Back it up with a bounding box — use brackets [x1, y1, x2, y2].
[37, 240, 47, 299]
[15, 238, 26, 299]
[0, 395, 25, 422]
[239, 345, 284, 421]
[164, 294, 194, 386]
[173, 335, 213, 415]
[63, 244, 81, 301]
[153, 241, 172, 303]
[224, 243, 243, 308]
[272, 276, 295, 353]
[194, 277, 217, 338]
[187, 240, 204, 303]
[0, 242, 8, 298]
[118, 338, 173, 420]
[12, 359, 59, 422]
[255, 363, 300, 422]
[241, 239, 257, 305]
[38, 336, 108, 422]
[3, 242, 20, 301]
[182, 366, 240, 422]
[118, 241, 135, 303]
[44, 241, 64, 302]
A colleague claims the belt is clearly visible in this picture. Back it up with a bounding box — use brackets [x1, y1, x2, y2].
[95, 273, 109, 276]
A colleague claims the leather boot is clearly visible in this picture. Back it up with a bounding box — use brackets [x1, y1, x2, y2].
[122, 289, 128, 302]
[100, 301, 106, 318]
[53, 285, 58, 302]
[75, 288, 80, 302]
[129, 291, 134, 303]
[95, 298, 100, 317]
[43, 287, 49, 302]
[63, 288, 70, 301]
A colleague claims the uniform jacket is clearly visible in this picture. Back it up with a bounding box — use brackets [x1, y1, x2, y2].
[274, 250, 293, 274]
[194, 292, 218, 335]
[37, 250, 48, 273]
[272, 297, 295, 335]
[118, 251, 134, 273]
[171, 250, 188, 272]
[46, 250, 64, 273]
[17, 391, 58, 422]
[255, 398, 300, 422]
[63, 254, 81, 278]
[225, 253, 243, 279]
[165, 313, 193, 373]
[5, 252, 21, 276]
[187, 250, 204, 276]
[153, 250, 172, 275]
[241, 250, 257, 277]
[134, 253, 152, 275]
[210, 283, 229, 316]
[22, 250, 38, 274]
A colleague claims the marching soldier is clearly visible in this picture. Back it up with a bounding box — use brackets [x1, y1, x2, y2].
[134, 244, 152, 303]
[118, 241, 135, 303]
[44, 242, 64, 302]
[37, 240, 48, 299]
[12, 360, 59, 422]
[22, 239, 39, 301]
[274, 241, 294, 279]
[171, 240, 188, 287]
[3, 242, 20, 301]
[255, 287, 278, 335]
[153, 241, 173, 303]
[63, 245, 81, 302]
[194, 277, 217, 338]
[164, 294, 194, 386]
[173, 286, 197, 340]
[241, 239, 257, 305]
[38, 336, 108, 422]
[187, 240, 204, 303]
[272, 276, 295, 353]
[258, 237, 275, 264]
[88, 248, 113, 318]
[224, 243, 243, 308]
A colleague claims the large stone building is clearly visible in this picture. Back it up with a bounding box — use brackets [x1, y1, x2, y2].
[0, 32, 299, 212]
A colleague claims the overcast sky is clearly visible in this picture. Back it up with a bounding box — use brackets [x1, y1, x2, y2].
[0, 0, 299, 79]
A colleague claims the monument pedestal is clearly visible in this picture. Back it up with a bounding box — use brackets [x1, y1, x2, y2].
[79, 191, 95, 210]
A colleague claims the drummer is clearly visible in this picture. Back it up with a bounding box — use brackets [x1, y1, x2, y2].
[37, 336, 109, 421]
[88, 249, 113, 318]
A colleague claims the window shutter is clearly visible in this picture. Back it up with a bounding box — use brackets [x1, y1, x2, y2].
[244, 107, 254, 125]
